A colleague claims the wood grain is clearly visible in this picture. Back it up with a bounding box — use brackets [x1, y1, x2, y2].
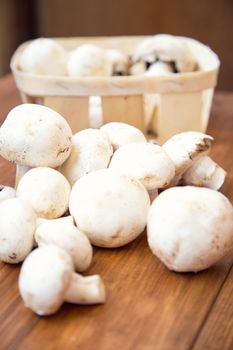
[193, 265, 233, 350]
[0, 75, 232, 350]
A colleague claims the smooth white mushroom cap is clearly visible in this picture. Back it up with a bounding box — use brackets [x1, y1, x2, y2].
[67, 44, 111, 76]
[35, 216, 93, 272]
[19, 245, 74, 315]
[0, 198, 36, 263]
[61, 129, 113, 186]
[162, 131, 213, 178]
[0, 185, 16, 202]
[109, 142, 175, 190]
[182, 156, 226, 190]
[69, 169, 150, 247]
[100, 122, 146, 150]
[19, 38, 67, 76]
[133, 34, 197, 72]
[0, 104, 72, 168]
[17, 167, 71, 219]
[147, 186, 233, 272]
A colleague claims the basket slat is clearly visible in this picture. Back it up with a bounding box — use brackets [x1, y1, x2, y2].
[20, 92, 37, 104]
[44, 96, 89, 133]
[102, 95, 145, 131]
[157, 91, 204, 143]
[201, 88, 214, 131]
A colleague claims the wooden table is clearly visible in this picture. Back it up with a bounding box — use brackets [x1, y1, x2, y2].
[0, 75, 232, 350]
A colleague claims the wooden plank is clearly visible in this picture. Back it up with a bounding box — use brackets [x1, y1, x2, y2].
[190, 92, 233, 350]
[102, 95, 145, 132]
[0, 76, 233, 350]
[157, 91, 204, 143]
[192, 265, 233, 350]
[44, 96, 89, 133]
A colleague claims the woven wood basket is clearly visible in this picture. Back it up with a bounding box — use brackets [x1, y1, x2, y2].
[11, 36, 220, 143]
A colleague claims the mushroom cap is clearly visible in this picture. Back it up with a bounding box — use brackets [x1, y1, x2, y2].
[0, 185, 16, 202]
[0, 104, 72, 168]
[109, 142, 175, 190]
[69, 169, 150, 248]
[133, 34, 197, 72]
[35, 216, 93, 272]
[162, 131, 213, 177]
[61, 128, 113, 185]
[0, 198, 36, 263]
[17, 167, 71, 219]
[147, 186, 233, 272]
[19, 38, 67, 76]
[100, 122, 146, 150]
[19, 245, 74, 315]
[182, 156, 226, 190]
[67, 44, 111, 76]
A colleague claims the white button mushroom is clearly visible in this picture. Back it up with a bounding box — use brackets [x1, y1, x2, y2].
[35, 216, 93, 272]
[162, 131, 213, 184]
[69, 169, 150, 248]
[17, 167, 71, 219]
[147, 186, 233, 272]
[19, 245, 106, 316]
[0, 198, 36, 263]
[182, 156, 226, 190]
[0, 185, 16, 202]
[106, 49, 129, 76]
[19, 38, 67, 76]
[100, 122, 147, 151]
[0, 104, 72, 185]
[133, 34, 197, 73]
[109, 142, 175, 190]
[67, 44, 112, 77]
[61, 128, 113, 186]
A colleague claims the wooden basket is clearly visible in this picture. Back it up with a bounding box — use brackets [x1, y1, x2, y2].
[10, 36, 220, 143]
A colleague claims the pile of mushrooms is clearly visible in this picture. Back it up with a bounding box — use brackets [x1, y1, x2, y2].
[0, 103, 233, 316]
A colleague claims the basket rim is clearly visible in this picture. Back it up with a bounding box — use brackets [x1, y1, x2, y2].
[11, 35, 220, 96]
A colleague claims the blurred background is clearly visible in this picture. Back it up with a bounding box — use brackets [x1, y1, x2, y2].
[0, 0, 233, 90]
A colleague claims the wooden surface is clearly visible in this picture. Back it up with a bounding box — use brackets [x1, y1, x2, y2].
[0, 75, 232, 350]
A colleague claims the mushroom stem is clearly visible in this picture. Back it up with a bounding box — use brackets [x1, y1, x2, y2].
[65, 273, 106, 305]
[15, 165, 31, 188]
[182, 156, 226, 190]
